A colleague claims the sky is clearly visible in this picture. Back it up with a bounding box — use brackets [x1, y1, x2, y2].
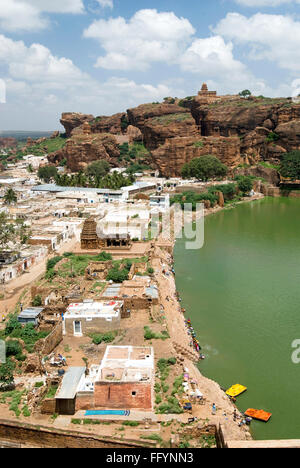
[0, 0, 300, 130]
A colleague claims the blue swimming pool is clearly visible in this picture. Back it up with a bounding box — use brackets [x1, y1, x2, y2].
[85, 410, 130, 416]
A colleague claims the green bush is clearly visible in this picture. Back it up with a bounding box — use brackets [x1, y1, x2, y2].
[6, 340, 22, 357]
[122, 421, 139, 427]
[90, 332, 116, 345]
[94, 251, 112, 262]
[46, 256, 62, 271]
[280, 150, 300, 180]
[144, 327, 169, 341]
[32, 295, 42, 307]
[235, 175, 254, 195]
[106, 267, 129, 282]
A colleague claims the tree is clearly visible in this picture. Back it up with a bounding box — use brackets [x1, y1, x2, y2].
[236, 176, 254, 195]
[38, 165, 58, 183]
[85, 160, 110, 179]
[0, 359, 15, 388]
[4, 188, 17, 205]
[181, 155, 228, 182]
[280, 151, 300, 180]
[239, 90, 252, 99]
[0, 213, 15, 251]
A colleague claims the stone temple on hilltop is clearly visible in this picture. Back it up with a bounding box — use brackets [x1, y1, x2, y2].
[196, 83, 218, 104]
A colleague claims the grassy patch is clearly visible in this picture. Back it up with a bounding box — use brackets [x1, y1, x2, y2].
[144, 327, 169, 341]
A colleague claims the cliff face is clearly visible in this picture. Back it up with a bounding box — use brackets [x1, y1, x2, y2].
[56, 95, 300, 177]
[49, 133, 120, 172]
[151, 136, 241, 177]
[60, 112, 94, 137]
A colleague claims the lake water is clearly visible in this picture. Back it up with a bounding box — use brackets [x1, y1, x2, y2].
[174, 197, 300, 440]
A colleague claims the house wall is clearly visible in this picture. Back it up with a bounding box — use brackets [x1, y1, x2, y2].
[94, 381, 152, 410]
[64, 315, 120, 337]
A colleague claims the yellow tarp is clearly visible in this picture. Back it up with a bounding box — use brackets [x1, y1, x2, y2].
[226, 384, 247, 398]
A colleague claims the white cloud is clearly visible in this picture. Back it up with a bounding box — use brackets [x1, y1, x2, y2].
[214, 12, 300, 71]
[83, 9, 195, 70]
[0, 0, 84, 32]
[0, 34, 177, 129]
[233, 0, 300, 6]
[96, 0, 113, 8]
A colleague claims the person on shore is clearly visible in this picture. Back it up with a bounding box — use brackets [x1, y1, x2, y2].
[212, 403, 217, 415]
[233, 409, 237, 421]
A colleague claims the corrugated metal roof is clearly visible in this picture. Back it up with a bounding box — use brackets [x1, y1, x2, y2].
[56, 367, 86, 400]
[146, 285, 159, 299]
[18, 307, 44, 319]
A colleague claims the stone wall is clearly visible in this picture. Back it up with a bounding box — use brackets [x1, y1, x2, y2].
[64, 315, 120, 337]
[94, 381, 152, 410]
[41, 398, 56, 415]
[0, 419, 153, 448]
[35, 323, 63, 355]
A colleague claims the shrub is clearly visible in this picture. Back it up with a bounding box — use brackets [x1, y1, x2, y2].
[123, 421, 139, 427]
[46, 256, 62, 271]
[94, 251, 112, 262]
[34, 382, 44, 388]
[90, 332, 116, 345]
[106, 267, 129, 282]
[6, 340, 22, 357]
[280, 150, 300, 180]
[235, 175, 254, 195]
[147, 267, 154, 275]
[144, 327, 169, 341]
[32, 295, 42, 307]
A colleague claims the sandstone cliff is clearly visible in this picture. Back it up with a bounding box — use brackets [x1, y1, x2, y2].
[152, 136, 241, 177]
[49, 133, 120, 172]
[55, 95, 300, 177]
[60, 112, 94, 137]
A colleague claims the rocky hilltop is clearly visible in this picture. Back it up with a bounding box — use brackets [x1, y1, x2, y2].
[0, 137, 18, 149]
[56, 85, 300, 176]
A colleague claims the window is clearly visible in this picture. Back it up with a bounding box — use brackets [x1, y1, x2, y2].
[132, 391, 137, 397]
[74, 321, 82, 336]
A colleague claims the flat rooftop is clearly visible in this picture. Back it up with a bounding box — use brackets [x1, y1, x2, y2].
[97, 346, 154, 383]
[65, 300, 123, 318]
[56, 367, 86, 400]
[31, 184, 123, 195]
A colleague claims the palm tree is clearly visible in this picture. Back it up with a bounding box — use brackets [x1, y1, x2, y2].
[4, 188, 17, 205]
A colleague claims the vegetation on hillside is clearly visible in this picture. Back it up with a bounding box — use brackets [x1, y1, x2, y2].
[280, 151, 300, 180]
[181, 155, 228, 181]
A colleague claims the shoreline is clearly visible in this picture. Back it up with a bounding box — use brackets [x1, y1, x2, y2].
[158, 195, 266, 441]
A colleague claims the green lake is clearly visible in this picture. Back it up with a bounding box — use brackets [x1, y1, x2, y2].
[174, 197, 300, 440]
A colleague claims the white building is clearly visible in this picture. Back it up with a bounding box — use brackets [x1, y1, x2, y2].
[63, 300, 123, 337]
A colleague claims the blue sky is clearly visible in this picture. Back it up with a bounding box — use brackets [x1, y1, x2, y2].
[0, 0, 300, 130]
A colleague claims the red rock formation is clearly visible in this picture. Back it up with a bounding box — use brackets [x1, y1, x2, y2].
[55, 96, 300, 177]
[127, 103, 188, 129]
[52, 133, 120, 172]
[60, 112, 94, 137]
[126, 125, 143, 144]
[151, 136, 241, 177]
[0, 137, 17, 149]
